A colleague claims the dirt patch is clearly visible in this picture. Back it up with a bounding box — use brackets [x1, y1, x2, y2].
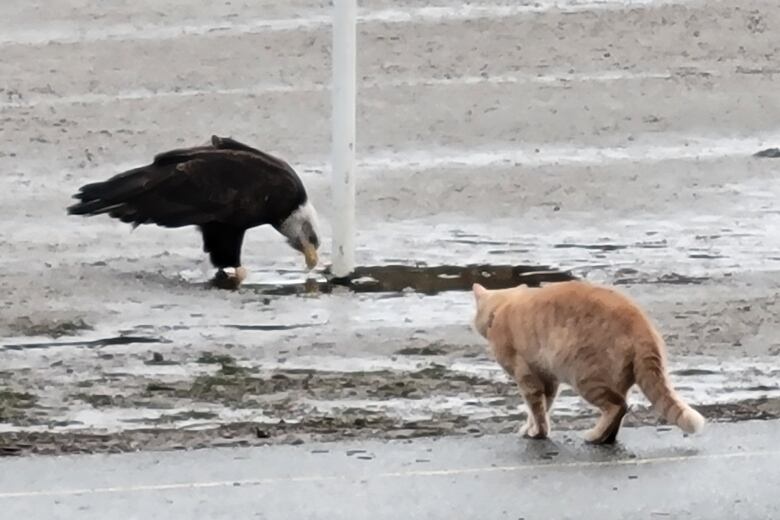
[196, 351, 239, 365]
[134, 364, 513, 406]
[2, 334, 165, 351]
[395, 344, 450, 356]
[1, 397, 778, 457]
[0, 389, 37, 422]
[70, 393, 123, 408]
[3, 316, 92, 338]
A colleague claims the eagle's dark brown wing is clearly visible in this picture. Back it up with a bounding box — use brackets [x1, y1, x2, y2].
[209, 135, 296, 174]
[68, 148, 306, 229]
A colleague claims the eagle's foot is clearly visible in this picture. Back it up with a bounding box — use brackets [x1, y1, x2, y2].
[211, 267, 248, 290]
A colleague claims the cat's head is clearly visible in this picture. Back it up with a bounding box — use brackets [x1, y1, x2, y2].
[472, 283, 530, 338]
[471, 283, 497, 338]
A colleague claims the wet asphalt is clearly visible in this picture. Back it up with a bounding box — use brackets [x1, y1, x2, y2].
[1, 419, 779, 519]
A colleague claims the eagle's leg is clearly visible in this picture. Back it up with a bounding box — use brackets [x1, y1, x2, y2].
[200, 223, 247, 290]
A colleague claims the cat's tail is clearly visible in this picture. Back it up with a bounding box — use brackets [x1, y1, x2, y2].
[633, 338, 706, 434]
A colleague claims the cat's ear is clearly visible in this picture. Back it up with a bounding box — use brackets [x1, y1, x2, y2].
[472, 283, 488, 300]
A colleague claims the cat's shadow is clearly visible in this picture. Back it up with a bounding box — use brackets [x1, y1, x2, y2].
[519, 434, 699, 464]
[520, 434, 636, 463]
[519, 436, 571, 461]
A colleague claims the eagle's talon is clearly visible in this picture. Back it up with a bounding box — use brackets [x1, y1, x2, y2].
[211, 267, 246, 290]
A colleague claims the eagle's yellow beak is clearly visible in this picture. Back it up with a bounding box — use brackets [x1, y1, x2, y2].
[303, 243, 318, 270]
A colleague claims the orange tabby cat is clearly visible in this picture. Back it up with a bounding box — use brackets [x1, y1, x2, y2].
[471, 281, 705, 444]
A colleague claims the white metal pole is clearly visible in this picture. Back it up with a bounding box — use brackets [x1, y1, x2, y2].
[330, 0, 357, 278]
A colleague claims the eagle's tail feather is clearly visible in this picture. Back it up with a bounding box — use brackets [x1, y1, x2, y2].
[67, 166, 165, 217]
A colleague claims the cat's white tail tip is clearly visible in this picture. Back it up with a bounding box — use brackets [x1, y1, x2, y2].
[679, 407, 706, 434]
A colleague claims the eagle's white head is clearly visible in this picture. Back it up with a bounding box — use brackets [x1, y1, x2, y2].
[279, 200, 320, 270]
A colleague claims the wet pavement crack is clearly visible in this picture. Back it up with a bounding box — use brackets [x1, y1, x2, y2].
[224, 323, 325, 331]
[2, 335, 168, 351]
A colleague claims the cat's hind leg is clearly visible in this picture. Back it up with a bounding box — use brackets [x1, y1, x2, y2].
[580, 385, 628, 444]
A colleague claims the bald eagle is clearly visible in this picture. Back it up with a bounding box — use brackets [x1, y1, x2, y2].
[68, 135, 320, 288]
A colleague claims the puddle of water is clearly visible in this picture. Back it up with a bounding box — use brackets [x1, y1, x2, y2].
[754, 148, 780, 158]
[240, 263, 576, 296]
[351, 202, 780, 281]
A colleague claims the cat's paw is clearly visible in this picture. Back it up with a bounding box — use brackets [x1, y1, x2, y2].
[521, 421, 548, 440]
[583, 427, 614, 444]
[583, 428, 600, 443]
[518, 418, 535, 437]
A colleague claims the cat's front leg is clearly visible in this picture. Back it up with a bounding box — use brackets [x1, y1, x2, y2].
[513, 363, 550, 439]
